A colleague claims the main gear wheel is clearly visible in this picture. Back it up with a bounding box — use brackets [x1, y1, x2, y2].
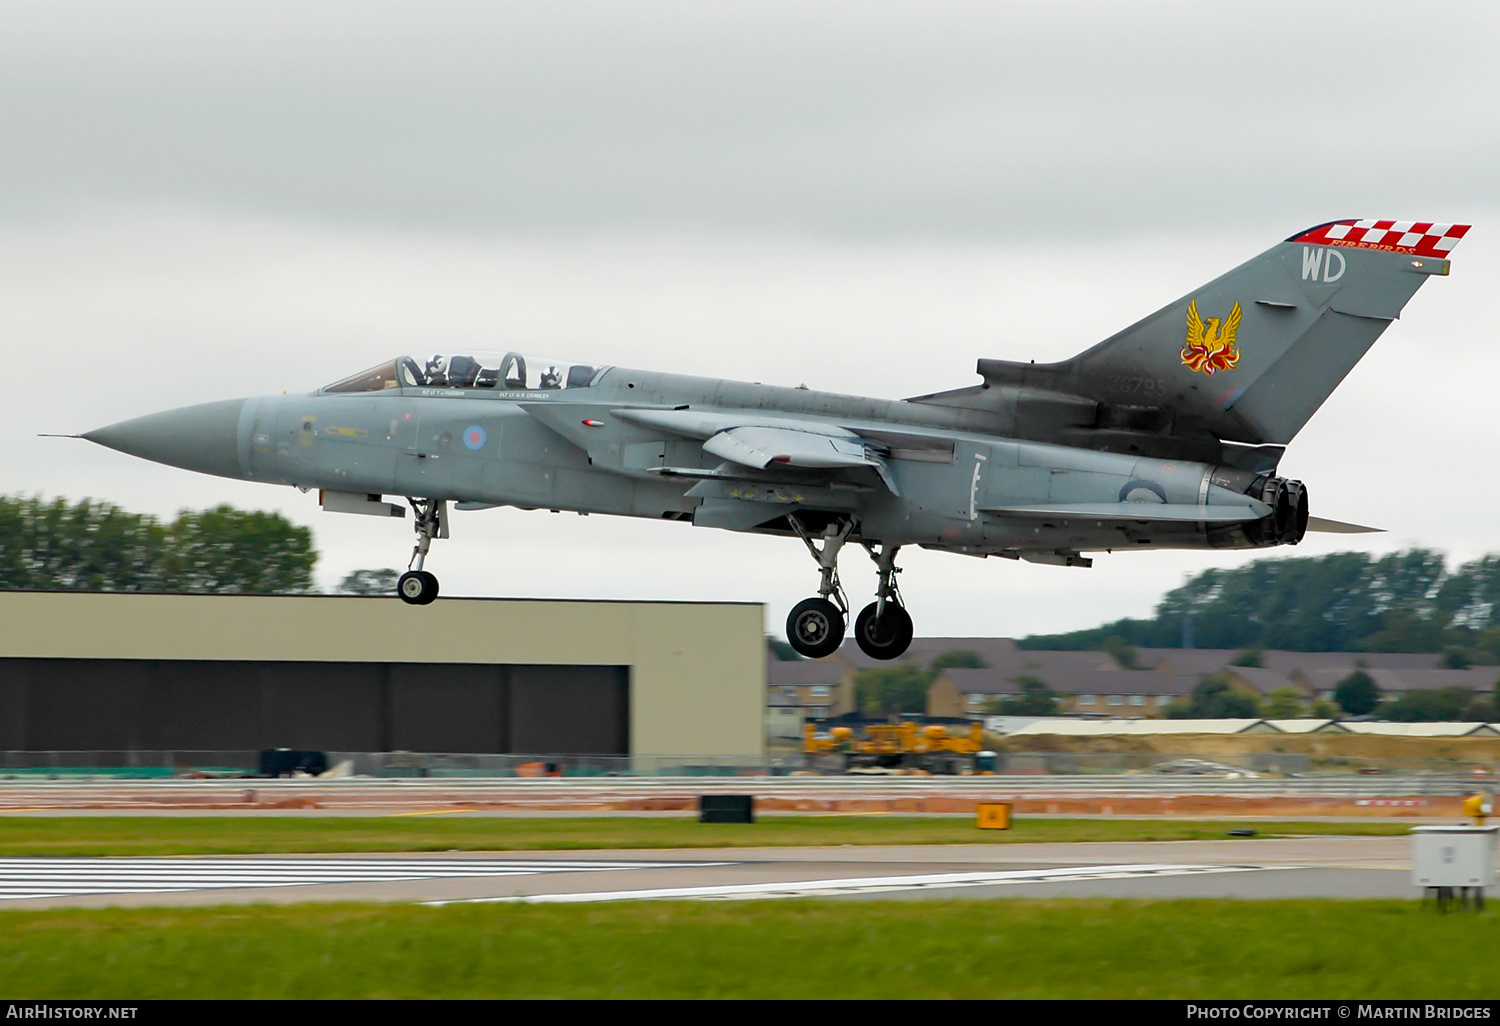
[787, 597, 846, 659]
[853, 601, 913, 660]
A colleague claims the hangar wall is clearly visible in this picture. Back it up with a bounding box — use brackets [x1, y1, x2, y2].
[0, 593, 765, 761]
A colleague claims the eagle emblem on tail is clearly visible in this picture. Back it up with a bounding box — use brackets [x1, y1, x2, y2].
[1181, 299, 1242, 374]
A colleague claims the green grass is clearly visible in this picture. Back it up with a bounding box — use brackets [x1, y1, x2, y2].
[0, 899, 1492, 999]
[0, 815, 1411, 856]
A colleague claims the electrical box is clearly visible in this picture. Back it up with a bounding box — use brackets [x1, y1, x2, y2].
[1410, 826, 1499, 888]
[699, 795, 754, 824]
[977, 803, 1012, 830]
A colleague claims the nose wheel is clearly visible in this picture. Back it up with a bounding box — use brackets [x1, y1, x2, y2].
[397, 570, 439, 605]
[397, 498, 448, 606]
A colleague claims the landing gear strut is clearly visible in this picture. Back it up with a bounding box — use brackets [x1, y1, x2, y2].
[854, 542, 913, 660]
[397, 498, 447, 606]
[785, 516, 854, 658]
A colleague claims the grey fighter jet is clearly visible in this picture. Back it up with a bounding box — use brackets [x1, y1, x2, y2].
[83, 219, 1470, 659]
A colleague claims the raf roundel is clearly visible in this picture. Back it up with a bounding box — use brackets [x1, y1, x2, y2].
[462, 426, 487, 451]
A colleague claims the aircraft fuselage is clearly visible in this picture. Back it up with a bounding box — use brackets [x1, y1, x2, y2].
[110, 365, 1283, 563]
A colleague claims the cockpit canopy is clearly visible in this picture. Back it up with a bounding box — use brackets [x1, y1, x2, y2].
[322, 353, 603, 394]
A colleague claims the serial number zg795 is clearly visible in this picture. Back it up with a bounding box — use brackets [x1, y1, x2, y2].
[1110, 376, 1167, 396]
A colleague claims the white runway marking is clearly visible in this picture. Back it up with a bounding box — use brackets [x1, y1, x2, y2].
[0, 857, 730, 901]
[427, 863, 1271, 905]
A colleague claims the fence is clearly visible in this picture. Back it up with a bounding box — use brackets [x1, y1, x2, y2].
[0, 749, 1493, 781]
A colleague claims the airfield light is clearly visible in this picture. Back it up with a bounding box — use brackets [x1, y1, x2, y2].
[1462, 793, 1492, 826]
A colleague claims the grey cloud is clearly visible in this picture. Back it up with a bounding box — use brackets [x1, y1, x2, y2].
[3, 0, 1495, 239]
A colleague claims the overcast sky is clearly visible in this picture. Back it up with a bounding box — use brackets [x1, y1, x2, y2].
[4, 1, 1498, 638]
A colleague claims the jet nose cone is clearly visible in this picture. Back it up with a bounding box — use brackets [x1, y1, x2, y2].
[85, 398, 250, 479]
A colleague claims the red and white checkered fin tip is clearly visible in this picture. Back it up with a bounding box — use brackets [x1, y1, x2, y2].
[1289, 219, 1471, 258]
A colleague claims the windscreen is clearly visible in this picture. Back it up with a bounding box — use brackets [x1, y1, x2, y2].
[321, 360, 404, 393]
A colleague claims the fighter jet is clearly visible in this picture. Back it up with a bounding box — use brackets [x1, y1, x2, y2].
[83, 219, 1469, 659]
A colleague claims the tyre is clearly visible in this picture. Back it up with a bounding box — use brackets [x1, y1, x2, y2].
[853, 602, 913, 660]
[786, 597, 846, 658]
[397, 570, 439, 605]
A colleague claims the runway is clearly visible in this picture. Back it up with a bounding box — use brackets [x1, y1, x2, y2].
[0, 836, 1420, 909]
[0, 856, 730, 902]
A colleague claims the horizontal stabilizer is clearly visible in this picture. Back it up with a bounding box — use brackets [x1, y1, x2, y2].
[1305, 516, 1382, 534]
[983, 502, 1269, 523]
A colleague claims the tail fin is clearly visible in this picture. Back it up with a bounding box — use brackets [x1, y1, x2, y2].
[980, 220, 1469, 446]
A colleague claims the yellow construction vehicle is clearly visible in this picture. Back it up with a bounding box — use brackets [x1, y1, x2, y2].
[804, 721, 985, 774]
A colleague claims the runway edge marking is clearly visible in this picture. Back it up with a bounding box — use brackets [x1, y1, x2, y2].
[423, 863, 1276, 905]
[0, 856, 737, 902]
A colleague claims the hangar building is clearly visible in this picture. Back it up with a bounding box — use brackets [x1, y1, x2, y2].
[0, 592, 764, 769]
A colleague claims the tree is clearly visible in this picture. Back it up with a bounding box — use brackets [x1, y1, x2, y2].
[1334, 671, 1381, 717]
[991, 676, 1061, 716]
[1382, 687, 1476, 722]
[164, 506, 316, 593]
[931, 650, 986, 671]
[1359, 611, 1449, 654]
[0, 495, 316, 593]
[1100, 635, 1138, 669]
[1231, 647, 1265, 668]
[1474, 628, 1500, 665]
[1260, 686, 1305, 719]
[1441, 646, 1472, 669]
[0, 495, 164, 590]
[1167, 674, 1260, 719]
[855, 665, 934, 717]
[766, 638, 802, 661]
[1311, 698, 1342, 719]
[337, 569, 401, 596]
[1019, 547, 1500, 654]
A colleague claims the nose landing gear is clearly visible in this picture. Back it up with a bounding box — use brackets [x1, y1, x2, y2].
[396, 498, 447, 606]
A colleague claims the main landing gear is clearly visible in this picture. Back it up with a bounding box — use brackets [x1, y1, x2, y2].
[853, 542, 913, 661]
[396, 498, 447, 606]
[784, 517, 913, 661]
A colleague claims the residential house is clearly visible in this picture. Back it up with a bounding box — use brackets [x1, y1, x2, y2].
[831, 636, 1023, 673]
[1136, 648, 1455, 703]
[1300, 667, 1499, 703]
[1000, 717, 1278, 736]
[766, 657, 855, 719]
[1219, 666, 1303, 699]
[928, 666, 1196, 718]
